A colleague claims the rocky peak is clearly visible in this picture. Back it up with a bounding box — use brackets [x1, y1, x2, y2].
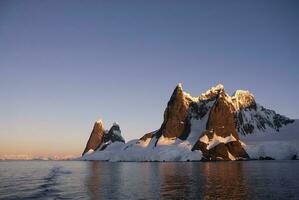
[156, 83, 197, 139]
[95, 120, 104, 129]
[82, 120, 105, 156]
[200, 84, 225, 100]
[109, 122, 121, 134]
[103, 123, 125, 143]
[232, 90, 256, 110]
[207, 91, 239, 139]
[192, 130, 249, 161]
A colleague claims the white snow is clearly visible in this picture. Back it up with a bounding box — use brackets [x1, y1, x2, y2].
[199, 134, 209, 144]
[156, 135, 177, 146]
[186, 100, 215, 145]
[245, 141, 297, 160]
[113, 129, 122, 136]
[113, 122, 118, 126]
[242, 119, 299, 160]
[200, 84, 224, 100]
[177, 83, 199, 102]
[231, 90, 254, 111]
[236, 103, 277, 135]
[81, 131, 244, 161]
[136, 137, 152, 147]
[85, 149, 94, 155]
[206, 134, 237, 150]
[81, 138, 203, 162]
[95, 119, 103, 124]
[183, 91, 199, 102]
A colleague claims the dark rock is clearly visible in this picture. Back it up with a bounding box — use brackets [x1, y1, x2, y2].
[103, 123, 125, 144]
[225, 141, 249, 159]
[192, 130, 249, 161]
[291, 155, 297, 160]
[259, 156, 275, 160]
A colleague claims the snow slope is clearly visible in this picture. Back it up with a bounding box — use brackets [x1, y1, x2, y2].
[81, 139, 203, 162]
[82, 118, 298, 162]
[241, 120, 299, 159]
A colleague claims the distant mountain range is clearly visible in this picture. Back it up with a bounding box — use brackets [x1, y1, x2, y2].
[0, 154, 77, 161]
[81, 84, 298, 161]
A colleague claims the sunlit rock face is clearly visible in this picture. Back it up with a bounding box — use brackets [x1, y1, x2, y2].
[154, 83, 293, 160]
[156, 83, 196, 139]
[139, 131, 156, 142]
[207, 89, 239, 139]
[82, 122, 126, 154]
[82, 120, 105, 156]
[192, 130, 249, 161]
[190, 88, 249, 160]
[231, 90, 256, 110]
[199, 84, 225, 100]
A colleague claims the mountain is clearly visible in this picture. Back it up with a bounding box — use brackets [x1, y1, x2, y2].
[81, 84, 297, 161]
[82, 121, 125, 156]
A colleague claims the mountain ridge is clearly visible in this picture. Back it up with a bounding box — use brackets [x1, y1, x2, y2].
[81, 83, 296, 161]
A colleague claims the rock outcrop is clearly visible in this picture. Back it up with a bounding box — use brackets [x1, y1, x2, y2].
[139, 131, 156, 142]
[231, 90, 256, 110]
[207, 89, 239, 139]
[99, 123, 125, 150]
[82, 120, 105, 156]
[103, 123, 125, 143]
[156, 83, 196, 139]
[192, 130, 248, 161]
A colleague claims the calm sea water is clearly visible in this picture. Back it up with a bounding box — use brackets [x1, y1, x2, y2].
[0, 161, 299, 200]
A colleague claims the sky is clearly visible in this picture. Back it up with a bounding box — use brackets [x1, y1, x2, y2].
[0, 0, 298, 158]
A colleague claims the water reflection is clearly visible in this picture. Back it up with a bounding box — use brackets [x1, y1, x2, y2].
[86, 161, 101, 199]
[200, 162, 249, 199]
[159, 163, 194, 199]
[156, 162, 249, 199]
[1, 161, 299, 199]
[86, 161, 123, 199]
[84, 161, 289, 200]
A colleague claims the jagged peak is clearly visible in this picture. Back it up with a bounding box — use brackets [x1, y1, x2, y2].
[106, 122, 124, 141]
[95, 119, 103, 125]
[232, 90, 254, 98]
[171, 83, 183, 98]
[170, 84, 256, 110]
[94, 119, 104, 130]
[112, 122, 119, 127]
[231, 90, 255, 110]
[200, 84, 225, 100]
[213, 83, 224, 90]
[170, 83, 198, 103]
[177, 82, 183, 90]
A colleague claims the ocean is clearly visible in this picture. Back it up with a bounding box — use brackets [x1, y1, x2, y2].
[0, 161, 299, 199]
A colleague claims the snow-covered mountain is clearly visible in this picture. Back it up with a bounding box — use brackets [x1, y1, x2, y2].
[81, 84, 297, 161]
[82, 121, 125, 156]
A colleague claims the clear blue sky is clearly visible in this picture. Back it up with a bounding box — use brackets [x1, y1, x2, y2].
[0, 0, 298, 156]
